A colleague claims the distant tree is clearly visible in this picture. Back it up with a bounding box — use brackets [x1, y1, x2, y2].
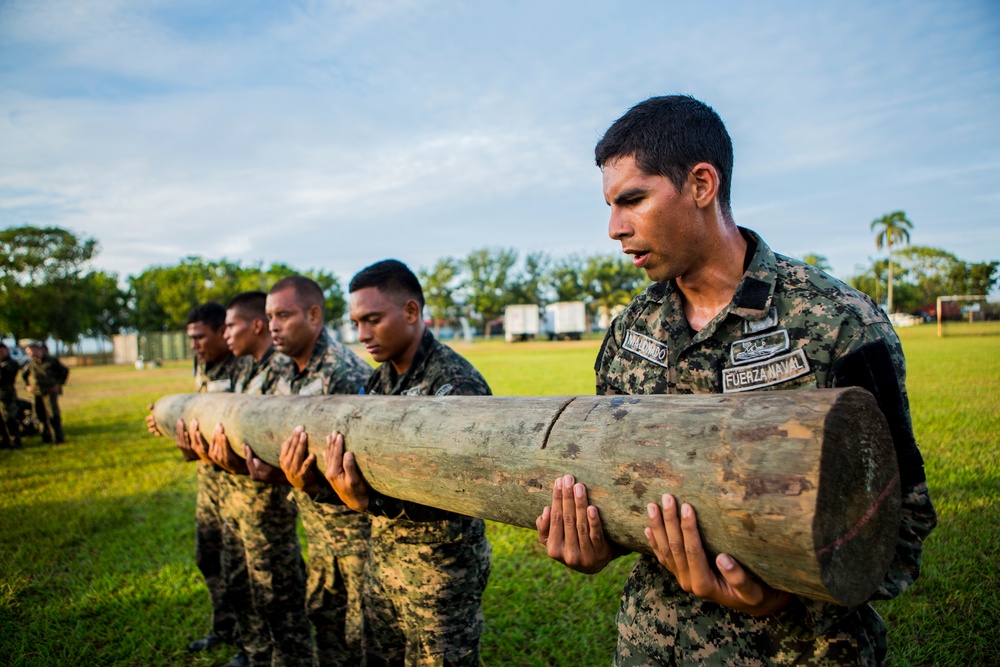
[509, 251, 551, 305]
[583, 254, 647, 328]
[419, 258, 462, 337]
[462, 247, 518, 339]
[129, 258, 345, 330]
[548, 254, 588, 303]
[0, 225, 99, 346]
[801, 254, 833, 273]
[948, 260, 1000, 296]
[870, 211, 913, 312]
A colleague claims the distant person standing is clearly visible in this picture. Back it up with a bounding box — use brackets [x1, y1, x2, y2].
[20, 340, 68, 444]
[0, 343, 21, 449]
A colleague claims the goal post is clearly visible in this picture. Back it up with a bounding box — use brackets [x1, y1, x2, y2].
[936, 295, 990, 337]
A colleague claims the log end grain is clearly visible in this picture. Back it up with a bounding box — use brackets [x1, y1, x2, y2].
[814, 387, 902, 606]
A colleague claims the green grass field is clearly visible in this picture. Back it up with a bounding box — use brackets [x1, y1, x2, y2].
[1, 324, 997, 666]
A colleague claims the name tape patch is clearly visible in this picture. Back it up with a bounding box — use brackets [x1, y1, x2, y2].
[730, 329, 790, 365]
[298, 378, 324, 397]
[722, 348, 811, 393]
[206, 378, 232, 393]
[622, 330, 670, 369]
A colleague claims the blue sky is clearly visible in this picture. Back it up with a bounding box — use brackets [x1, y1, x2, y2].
[2, 0, 998, 286]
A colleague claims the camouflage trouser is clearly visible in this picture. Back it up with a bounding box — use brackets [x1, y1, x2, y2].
[220, 476, 316, 667]
[32, 393, 63, 443]
[614, 555, 887, 667]
[364, 516, 491, 667]
[295, 491, 371, 667]
[195, 464, 239, 646]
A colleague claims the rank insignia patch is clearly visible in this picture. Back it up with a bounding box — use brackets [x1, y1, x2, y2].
[730, 330, 790, 365]
[743, 307, 779, 334]
[622, 329, 669, 369]
[722, 348, 811, 393]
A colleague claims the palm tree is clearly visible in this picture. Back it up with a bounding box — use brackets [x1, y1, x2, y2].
[870, 211, 913, 312]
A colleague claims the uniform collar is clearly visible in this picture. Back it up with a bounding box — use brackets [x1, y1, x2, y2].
[378, 328, 436, 392]
[302, 329, 332, 377]
[729, 227, 778, 324]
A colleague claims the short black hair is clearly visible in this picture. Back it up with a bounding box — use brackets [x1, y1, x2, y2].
[349, 259, 424, 309]
[595, 95, 734, 218]
[226, 291, 267, 321]
[187, 302, 227, 330]
[270, 276, 325, 316]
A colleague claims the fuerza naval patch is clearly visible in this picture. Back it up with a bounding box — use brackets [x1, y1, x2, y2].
[722, 348, 810, 393]
[622, 329, 669, 368]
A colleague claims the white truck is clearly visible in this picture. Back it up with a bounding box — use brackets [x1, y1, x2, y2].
[543, 301, 587, 340]
[504, 304, 541, 342]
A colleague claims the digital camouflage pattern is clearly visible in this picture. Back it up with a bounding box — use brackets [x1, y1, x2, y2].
[0, 355, 20, 447]
[362, 329, 493, 667]
[21, 353, 68, 443]
[270, 329, 372, 667]
[221, 345, 315, 667]
[192, 352, 244, 647]
[600, 230, 936, 667]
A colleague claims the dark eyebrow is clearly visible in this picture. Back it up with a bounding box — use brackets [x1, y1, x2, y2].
[610, 187, 646, 206]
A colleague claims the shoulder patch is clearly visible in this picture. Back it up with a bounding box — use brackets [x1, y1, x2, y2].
[722, 349, 811, 393]
[434, 383, 454, 396]
[621, 329, 669, 369]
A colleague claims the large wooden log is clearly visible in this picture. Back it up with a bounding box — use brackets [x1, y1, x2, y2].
[152, 388, 900, 605]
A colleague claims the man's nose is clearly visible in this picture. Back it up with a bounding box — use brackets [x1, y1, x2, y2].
[608, 209, 632, 241]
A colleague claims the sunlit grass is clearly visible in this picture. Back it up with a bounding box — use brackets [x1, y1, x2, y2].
[1, 325, 996, 665]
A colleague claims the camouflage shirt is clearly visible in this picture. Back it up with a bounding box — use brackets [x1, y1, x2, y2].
[271, 329, 373, 556]
[194, 353, 244, 394]
[364, 328, 493, 522]
[233, 345, 282, 396]
[21, 355, 69, 396]
[601, 229, 936, 666]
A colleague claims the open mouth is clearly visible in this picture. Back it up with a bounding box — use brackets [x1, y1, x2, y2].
[630, 251, 649, 268]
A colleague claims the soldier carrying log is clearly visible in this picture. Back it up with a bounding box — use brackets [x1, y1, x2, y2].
[534, 95, 937, 666]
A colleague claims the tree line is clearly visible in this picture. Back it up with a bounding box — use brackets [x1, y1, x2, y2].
[3, 220, 996, 349]
[0, 225, 647, 348]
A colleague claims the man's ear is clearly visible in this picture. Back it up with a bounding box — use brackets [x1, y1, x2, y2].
[688, 162, 720, 210]
[404, 299, 422, 324]
[307, 304, 323, 324]
[252, 317, 267, 335]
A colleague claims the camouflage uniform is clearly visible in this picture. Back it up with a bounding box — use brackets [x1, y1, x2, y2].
[270, 330, 373, 667]
[21, 353, 69, 443]
[222, 346, 316, 667]
[193, 352, 245, 648]
[0, 355, 20, 448]
[360, 329, 493, 667]
[600, 230, 936, 667]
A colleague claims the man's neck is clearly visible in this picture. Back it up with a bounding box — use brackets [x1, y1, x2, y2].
[389, 324, 426, 376]
[294, 329, 323, 372]
[675, 222, 747, 332]
[250, 339, 272, 362]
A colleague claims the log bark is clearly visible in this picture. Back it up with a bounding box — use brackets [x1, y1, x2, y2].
[152, 387, 900, 605]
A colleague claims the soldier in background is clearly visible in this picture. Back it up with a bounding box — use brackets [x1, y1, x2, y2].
[241, 276, 372, 667]
[21, 340, 68, 444]
[201, 291, 316, 667]
[323, 259, 492, 667]
[0, 343, 21, 449]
